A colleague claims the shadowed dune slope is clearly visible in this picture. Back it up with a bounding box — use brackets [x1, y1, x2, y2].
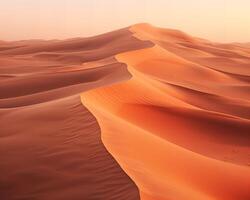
[81, 24, 250, 200]
[0, 27, 153, 200]
[0, 96, 140, 200]
[1, 23, 250, 200]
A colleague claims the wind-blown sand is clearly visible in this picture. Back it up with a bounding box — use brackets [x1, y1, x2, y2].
[81, 24, 250, 200]
[1, 24, 250, 200]
[0, 28, 152, 200]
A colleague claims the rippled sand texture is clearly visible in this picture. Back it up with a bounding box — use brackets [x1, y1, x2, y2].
[1, 23, 250, 200]
[0, 28, 153, 200]
[81, 24, 250, 200]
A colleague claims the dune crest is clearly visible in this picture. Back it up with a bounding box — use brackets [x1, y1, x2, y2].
[1, 24, 250, 200]
[81, 24, 250, 200]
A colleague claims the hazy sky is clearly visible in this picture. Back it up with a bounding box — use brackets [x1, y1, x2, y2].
[0, 0, 249, 42]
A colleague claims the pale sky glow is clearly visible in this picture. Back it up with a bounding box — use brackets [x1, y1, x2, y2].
[0, 0, 249, 42]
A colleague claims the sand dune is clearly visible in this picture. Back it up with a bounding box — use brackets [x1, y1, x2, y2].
[81, 24, 250, 200]
[0, 27, 152, 200]
[1, 24, 250, 200]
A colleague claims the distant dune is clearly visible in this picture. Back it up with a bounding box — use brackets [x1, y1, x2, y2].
[0, 24, 250, 200]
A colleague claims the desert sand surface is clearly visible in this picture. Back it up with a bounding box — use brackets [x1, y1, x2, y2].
[0, 28, 152, 200]
[82, 24, 250, 200]
[1, 24, 250, 200]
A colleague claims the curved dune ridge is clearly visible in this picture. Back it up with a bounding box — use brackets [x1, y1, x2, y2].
[0, 23, 250, 200]
[81, 24, 250, 200]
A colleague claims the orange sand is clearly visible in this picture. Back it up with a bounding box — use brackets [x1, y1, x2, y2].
[1, 23, 250, 200]
[81, 24, 250, 200]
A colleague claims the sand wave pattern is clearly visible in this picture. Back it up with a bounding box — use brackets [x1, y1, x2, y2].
[1, 23, 250, 200]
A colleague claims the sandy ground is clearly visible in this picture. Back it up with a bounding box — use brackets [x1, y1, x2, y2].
[1, 23, 250, 200]
[81, 24, 250, 200]
[0, 27, 152, 200]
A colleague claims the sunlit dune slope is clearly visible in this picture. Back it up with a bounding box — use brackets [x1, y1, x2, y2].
[1, 23, 250, 200]
[81, 24, 250, 200]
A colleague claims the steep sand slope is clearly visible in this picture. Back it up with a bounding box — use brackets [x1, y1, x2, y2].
[0, 96, 140, 200]
[1, 23, 250, 200]
[81, 24, 250, 200]
[0, 28, 153, 200]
